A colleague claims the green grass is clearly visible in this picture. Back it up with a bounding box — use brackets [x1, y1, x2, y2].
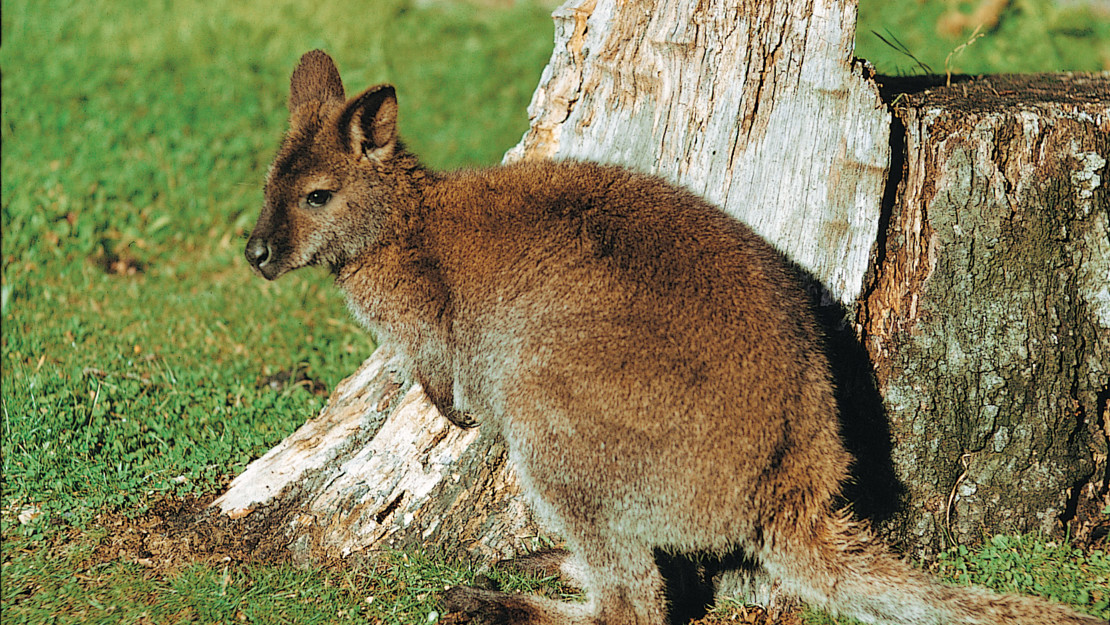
[2, 530, 475, 624]
[857, 0, 1110, 75]
[936, 535, 1110, 611]
[2, 0, 1107, 623]
[2, 526, 573, 625]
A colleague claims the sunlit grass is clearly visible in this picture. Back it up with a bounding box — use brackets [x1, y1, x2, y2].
[857, 0, 1110, 75]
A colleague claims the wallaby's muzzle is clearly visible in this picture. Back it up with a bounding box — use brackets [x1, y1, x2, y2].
[245, 236, 278, 280]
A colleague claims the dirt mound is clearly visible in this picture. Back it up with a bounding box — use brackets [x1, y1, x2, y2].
[91, 495, 302, 574]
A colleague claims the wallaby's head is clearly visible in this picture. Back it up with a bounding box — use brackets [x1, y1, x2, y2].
[246, 50, 413, 280]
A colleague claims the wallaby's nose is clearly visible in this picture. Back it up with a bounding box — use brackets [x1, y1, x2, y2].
[245, 238, 272, 271]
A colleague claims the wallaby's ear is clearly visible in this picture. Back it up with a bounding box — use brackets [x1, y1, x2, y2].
[337, 85, 398, 162]
[289, 50, 345, 112]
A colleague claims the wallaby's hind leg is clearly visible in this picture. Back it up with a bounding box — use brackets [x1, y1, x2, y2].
[445, 542, 668, 625]
[712, 560, 772, 604]
[495, 548, 587, 590]
[443, 585, 592, 625]
[711, 561, 798, 621]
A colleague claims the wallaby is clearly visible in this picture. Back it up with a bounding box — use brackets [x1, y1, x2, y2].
[245, 50, 1106, 625]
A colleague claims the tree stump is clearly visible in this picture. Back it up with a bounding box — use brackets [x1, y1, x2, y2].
[861, 73, 1109, 554]
[208, 1, 1109, 564]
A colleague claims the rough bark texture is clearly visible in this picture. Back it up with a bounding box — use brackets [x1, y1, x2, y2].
[861, 73, 1110, 555]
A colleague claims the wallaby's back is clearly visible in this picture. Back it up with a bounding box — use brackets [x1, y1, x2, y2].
[390, 160, 851, 551]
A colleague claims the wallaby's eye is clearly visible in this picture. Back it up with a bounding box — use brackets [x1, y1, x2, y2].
[305, 190, 332, 208]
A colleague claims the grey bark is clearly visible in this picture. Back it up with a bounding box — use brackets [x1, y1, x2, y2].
[859, 73, 1109, 554]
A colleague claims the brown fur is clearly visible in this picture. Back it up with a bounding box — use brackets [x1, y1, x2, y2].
[245, 50, 1107, 625]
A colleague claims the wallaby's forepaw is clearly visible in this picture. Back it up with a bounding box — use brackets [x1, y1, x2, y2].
[442, 586, 535, 625]
[443, 407, 480, 429]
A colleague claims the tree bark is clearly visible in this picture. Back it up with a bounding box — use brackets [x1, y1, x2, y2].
[860, 73, 1109, 554]
[208, 2, 1109, 564]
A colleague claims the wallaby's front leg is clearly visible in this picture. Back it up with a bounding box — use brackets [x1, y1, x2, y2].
[417, 369, 478, 428]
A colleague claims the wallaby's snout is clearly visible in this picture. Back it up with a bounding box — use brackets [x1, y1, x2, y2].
[245, 205, 290, 280]
[244, 235, 275, 279]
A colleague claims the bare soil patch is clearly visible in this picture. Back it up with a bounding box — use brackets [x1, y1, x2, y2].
[89, 494, 302, 574]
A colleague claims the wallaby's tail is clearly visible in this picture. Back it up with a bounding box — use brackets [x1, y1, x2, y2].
[761, 511, 1107, 625]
